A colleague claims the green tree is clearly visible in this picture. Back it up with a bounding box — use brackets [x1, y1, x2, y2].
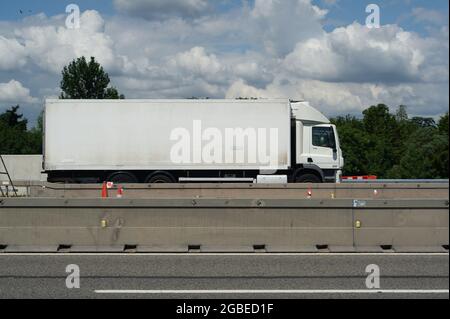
[27, 111, 43, 154]
[362, 104, 401, 177]
[0, 105, 27, 130]
[331, 115, 370, 176]
[0, 106, 41, 154]
[388, 127, 448, 179]
[395, 105, 408, 122]
[438, 112, 449, 136]
[60, 56, 124, 99]
[334, 104, 449, 179]
[437, 112, 449, 177]
[395, 105, 418, 154]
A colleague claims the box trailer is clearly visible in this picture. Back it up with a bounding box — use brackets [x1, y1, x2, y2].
[43, 99, 343, 183]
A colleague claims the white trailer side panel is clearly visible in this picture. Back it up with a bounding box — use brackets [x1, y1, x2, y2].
[44, 99, 291, 171]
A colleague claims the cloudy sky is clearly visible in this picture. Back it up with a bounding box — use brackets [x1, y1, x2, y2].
[0, 0, 448, 126]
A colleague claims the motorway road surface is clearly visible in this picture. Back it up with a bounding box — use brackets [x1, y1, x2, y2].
[0, 253, 448, 299]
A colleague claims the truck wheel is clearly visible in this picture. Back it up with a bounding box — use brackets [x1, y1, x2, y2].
[295, 173, 321, 183]
[106, 172, 138, 184]
[146, 173, 175, 184]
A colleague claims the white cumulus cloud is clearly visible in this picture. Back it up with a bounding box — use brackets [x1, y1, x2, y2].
[250, 0, 326, 56]
[0, 80, 38, 104]
[0, 36, 27, 70]
[11, 10, 132, 75]
[169, 47, 223, 77]
[283, 23, 447, 83]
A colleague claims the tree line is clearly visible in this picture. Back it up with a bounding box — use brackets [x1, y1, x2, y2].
[0, 105, 42, 154]
[331, 105, 448, 179]
[0, 56, 448, 179]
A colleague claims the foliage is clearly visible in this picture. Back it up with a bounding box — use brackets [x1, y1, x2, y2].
[332, 115, 370, 175]
[0, 106, 41, 154]
[60, 56, 124, 99]
[438, 113, 449, 135]
[332, 105, 449, 179]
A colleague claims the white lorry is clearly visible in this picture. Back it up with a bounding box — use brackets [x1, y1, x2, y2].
[43, 99, 343, 183]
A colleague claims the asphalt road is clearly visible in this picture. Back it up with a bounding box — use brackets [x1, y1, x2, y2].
[0, 253, 448, 299]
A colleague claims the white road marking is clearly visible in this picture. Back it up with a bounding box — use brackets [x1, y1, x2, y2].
[0, 252, 448, 257]
[95, 289, 449, 294]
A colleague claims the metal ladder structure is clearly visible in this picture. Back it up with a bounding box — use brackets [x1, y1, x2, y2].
[0, 155, 18, 197]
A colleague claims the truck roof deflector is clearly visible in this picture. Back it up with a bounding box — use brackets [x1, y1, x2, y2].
[291, 101, 330, 124]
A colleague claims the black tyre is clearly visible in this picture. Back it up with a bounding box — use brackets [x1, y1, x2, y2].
[295, 173, 321, 183]
[146, 173, 175, 184]
[106, 172, 138, 184]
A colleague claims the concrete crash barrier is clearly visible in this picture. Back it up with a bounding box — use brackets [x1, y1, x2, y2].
[0, 155, 47, 183]
[0, 198, 448, 253]
[10, 181, 450, 199]
[352, 199, 450, 252]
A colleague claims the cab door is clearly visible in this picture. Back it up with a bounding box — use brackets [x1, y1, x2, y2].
[310, 124, 340, 169]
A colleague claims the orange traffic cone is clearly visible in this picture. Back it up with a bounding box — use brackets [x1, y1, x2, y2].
[101, 181, 108, 198]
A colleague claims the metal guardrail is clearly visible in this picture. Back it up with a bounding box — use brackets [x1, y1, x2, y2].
[0, 198, 448, 253]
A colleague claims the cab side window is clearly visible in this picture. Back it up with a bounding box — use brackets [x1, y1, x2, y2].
[312, 127, 336, 149]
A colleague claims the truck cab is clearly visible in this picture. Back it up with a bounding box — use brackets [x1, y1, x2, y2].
[291, 102, 344, 183]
